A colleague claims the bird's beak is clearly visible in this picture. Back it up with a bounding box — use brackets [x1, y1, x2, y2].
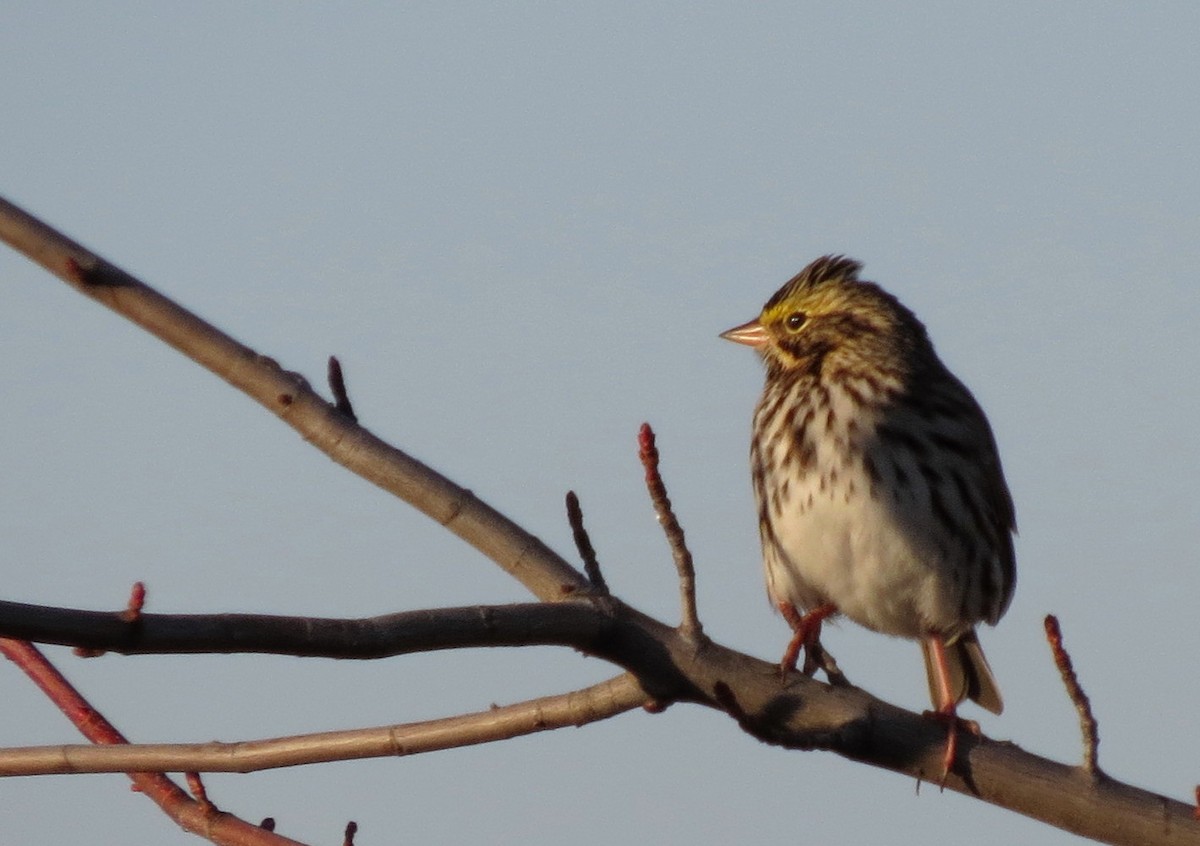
[720, 318, 769, 348]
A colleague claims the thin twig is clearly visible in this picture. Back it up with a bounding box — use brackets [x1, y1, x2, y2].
[327, 356, 357, 421]
[185, 771, 215, 813]
[121, 581, 147, 623]
[637, 423, 702, 641]
[0, 638, 305, 845]
[565, 491, 608, 594]
[0, 674, 650, 775]
[343, 821, 358, 846]
[1044, 614, 1102, 777]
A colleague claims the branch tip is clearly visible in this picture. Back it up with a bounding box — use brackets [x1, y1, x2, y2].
[637, 423, 703, 640]
[185, 772, 215, 812]
[328, 356, 358, 421]
[1044, 614, 1102, 776]
[120, 581, 147, 624]
[344, 820, 359, 846]
[565, 491, 608, 594]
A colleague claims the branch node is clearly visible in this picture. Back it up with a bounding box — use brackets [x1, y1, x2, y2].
[565, 491, 609, 595]
[328, 356, 358, 421]
[1044, 614, 1102, 777]
[637, 423, 703, 641]
[75, 582, 149, 658]
[119, 581, 147, 624]
[185, 771, 215, 813]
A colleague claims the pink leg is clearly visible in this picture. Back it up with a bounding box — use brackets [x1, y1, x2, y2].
[923, 634, 981, 784]
[925, 634, 959, 780]
[778, 602, 837, 678]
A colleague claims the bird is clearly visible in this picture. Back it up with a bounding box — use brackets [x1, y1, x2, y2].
[721, 255, 1016, 777]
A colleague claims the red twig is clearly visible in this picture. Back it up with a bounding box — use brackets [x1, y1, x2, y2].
[0, 639, 306, 845]
[343, 821, 358, 846]
[1044, 615, 1102, 777]
[637, 423, 702, 640]
[186, 771, 215, 812]
[121, 581, 147, 623]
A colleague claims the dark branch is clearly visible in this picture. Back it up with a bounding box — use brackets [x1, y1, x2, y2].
[0, 599, 608, 658]
[565, 491, 608, 594]
[327, 356, 357, 421]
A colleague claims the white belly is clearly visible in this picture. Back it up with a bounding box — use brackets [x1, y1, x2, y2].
[763, 486, 960, 639]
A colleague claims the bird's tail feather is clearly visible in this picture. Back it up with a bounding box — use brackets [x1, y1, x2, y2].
[921, 629, 1003, 715]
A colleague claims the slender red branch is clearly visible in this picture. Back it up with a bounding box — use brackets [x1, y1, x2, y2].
[343, 821, 358, 846]
[0, 639, 307, 846]
[637, 423, 702, 640]
[1044, 615, 1102, 776]
[186, 771, 215, 812]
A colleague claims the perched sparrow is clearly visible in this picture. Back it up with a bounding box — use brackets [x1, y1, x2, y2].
[722, 255, 1015, 775]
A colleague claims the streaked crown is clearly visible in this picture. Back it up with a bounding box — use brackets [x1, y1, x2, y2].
[723, 255, 930, 378]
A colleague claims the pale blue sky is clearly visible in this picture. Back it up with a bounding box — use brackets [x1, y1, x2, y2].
[2, 4, 1198, 844]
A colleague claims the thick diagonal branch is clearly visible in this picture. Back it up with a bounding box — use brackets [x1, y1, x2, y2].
[0, 195, 586, 604]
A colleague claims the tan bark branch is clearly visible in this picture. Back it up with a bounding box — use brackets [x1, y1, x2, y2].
[0, 672, 649, 776]
[0, 194, 586, 604]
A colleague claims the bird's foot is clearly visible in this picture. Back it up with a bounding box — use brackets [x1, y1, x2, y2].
[777, 602, 837, 681]
[921, 707, 980, 787]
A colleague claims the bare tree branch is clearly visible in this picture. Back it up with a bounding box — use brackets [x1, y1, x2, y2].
[0, 639, 307, 846]
[1044, 614, 1103, 777]
[637, 423, 702, 640]
[565, 491, 608, 594]
[0, 672, 648, 776]
[0, 194, 586, 604]
[0, 599, 609, 658]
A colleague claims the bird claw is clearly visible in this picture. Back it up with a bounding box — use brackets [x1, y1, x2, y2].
[778, 602, 838, 683]
[921, 709, 980, 786]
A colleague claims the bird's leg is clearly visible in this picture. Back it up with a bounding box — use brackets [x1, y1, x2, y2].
[921, 633, 979, 785]
[778, 602, 837, 679]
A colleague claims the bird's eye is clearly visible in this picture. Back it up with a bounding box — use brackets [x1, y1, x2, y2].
[784, 312, 807, 332]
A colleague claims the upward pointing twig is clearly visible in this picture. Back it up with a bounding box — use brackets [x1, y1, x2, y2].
[637, 423, 703, 641]
[1044, 614, 1102, 778]
[565, 491, 608, 594]
[327, 356, 357, 421]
